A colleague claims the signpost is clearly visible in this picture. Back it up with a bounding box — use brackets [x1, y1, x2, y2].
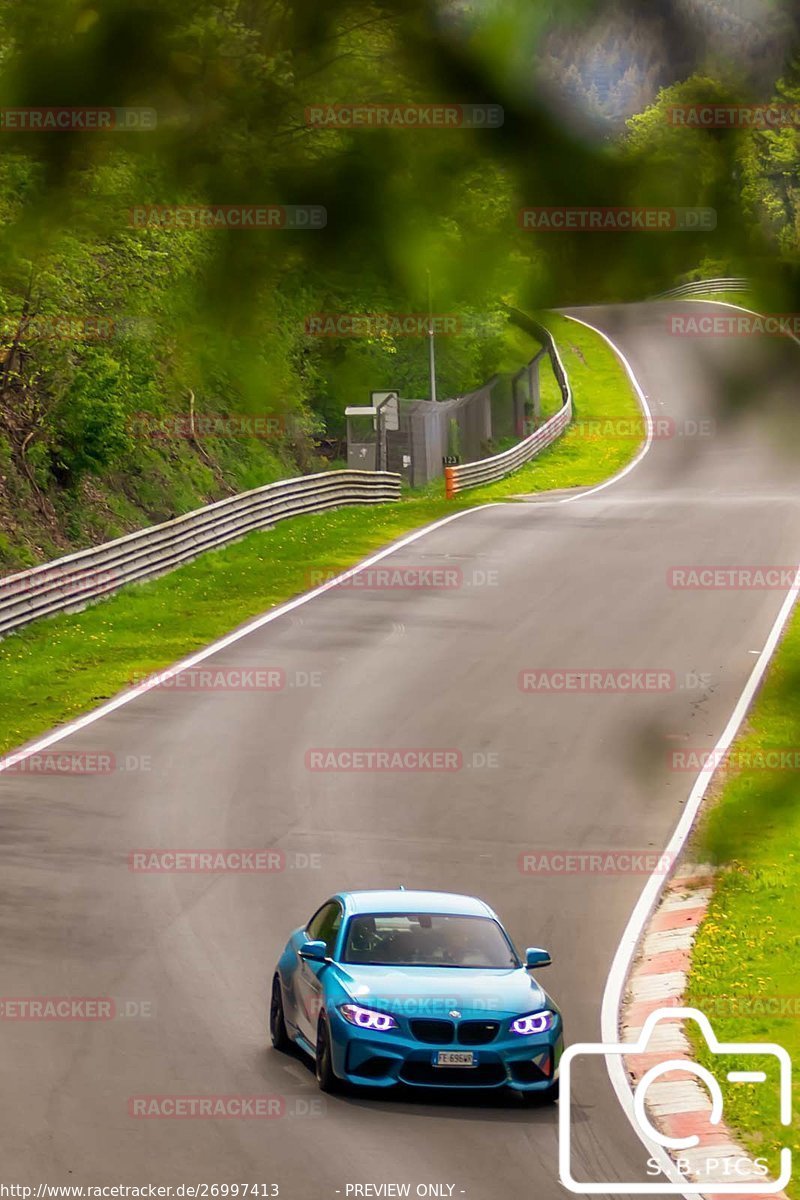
[346, 391, 400, 472]
[371, 391, 399, 431]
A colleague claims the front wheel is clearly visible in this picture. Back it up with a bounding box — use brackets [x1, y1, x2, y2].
[315, 1016, 344, 1094]
[270, 974, 291, 1051]
[516, 1079, 559, 1106]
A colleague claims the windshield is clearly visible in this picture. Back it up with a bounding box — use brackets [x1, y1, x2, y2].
[341, 912, 519, 968]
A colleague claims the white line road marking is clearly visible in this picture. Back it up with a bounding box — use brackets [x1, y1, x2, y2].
[591, 301, 800, 1199]
[558, 312, 654, 504]
[0, 503, 503, 774]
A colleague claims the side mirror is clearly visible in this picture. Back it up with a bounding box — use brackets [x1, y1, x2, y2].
[299, 939, 328, 963]
[525, 946, 552, 969]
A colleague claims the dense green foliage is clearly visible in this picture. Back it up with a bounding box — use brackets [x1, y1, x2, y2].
[0, 0, 797, 568]
[0, 2, 524, 565]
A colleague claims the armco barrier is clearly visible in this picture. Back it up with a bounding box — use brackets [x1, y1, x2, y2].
[445, 315, 572, 497]
[0, 470, 401, 638]
[651, 277, 750, 299]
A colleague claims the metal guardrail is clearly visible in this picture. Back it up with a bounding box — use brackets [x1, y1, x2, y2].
[444, 316, 572, 496]
[651, 277, 750, 299]
[0, 470, 401, 638]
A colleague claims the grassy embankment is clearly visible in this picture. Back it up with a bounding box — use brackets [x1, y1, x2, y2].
[0, 313, 642, 755]
[685, 604, 800, 1194]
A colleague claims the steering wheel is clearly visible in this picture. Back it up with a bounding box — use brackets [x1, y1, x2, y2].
[350, 923, 382, 954]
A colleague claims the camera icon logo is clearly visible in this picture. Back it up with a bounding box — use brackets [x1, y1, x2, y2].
[558, 1006, 792, 1194]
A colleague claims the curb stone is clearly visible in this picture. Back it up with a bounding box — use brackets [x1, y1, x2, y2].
[620, 863, 788, 1200]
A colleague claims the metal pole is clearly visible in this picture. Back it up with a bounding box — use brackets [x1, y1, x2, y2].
[427, 268, 437, 403]
[376, 408, 386, 471]
[529, 348, 545, 429]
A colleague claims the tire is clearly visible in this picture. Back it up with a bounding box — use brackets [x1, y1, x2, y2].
[270, 974, 291, 1052]
[516, 1079, 559, 1106]
[315, 1016, 344, 1094]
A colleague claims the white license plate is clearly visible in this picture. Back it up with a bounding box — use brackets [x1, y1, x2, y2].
[435, 1051, 475, 1067]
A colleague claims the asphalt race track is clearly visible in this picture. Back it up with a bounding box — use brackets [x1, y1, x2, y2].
[2, 302, 798, 1199]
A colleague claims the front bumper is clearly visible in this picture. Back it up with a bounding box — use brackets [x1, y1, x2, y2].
[327, 1008, 563, 1091]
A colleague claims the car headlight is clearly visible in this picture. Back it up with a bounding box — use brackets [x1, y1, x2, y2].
[510, 1010, 555, 1036]
[339, 1003, 398, 1032]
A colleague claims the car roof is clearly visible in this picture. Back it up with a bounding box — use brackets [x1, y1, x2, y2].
[337, 889, 497, 918]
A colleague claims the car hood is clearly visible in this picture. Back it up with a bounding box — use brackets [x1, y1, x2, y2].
[334, 964, 549, 1018]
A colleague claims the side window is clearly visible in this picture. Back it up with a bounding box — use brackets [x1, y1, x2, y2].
[307, 902, 336, 941]
[321, 906, 342, 955]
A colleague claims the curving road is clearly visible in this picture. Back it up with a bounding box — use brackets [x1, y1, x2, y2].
[2, 302, 799, 1199]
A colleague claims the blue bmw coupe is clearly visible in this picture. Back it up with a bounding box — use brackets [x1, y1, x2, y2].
[270, 889, 563, 1101]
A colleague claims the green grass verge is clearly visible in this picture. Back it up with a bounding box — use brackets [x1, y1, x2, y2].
[493, 318, 567, 421]
[0, 312, 642, 756]
[685, 599, 800, 1194]
[463, 314, 641, 499]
